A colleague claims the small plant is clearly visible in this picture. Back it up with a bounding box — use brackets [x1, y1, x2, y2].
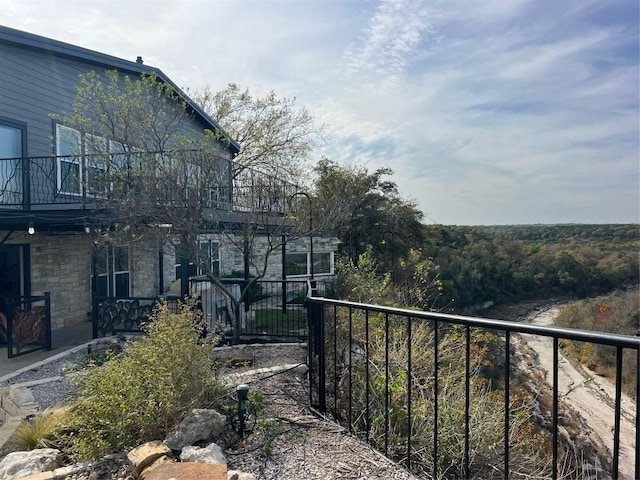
[8, 407, 69, 450]
[60, 299, 228, 461]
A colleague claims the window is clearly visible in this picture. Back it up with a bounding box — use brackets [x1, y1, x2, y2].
[285, 252, 333, 276]
[56, 125, 82, 195]
[0, 120, 25, 205]
[199, 240, 220, 277]
[92, 245, 130, 298]
[174, 240, 220, 280]
[56, 125, 109, 196]
[85, 134, 107, 195]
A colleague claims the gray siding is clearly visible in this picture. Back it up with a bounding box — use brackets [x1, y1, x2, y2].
[0, 35, 234, 330]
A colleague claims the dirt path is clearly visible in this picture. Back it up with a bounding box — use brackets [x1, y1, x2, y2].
[521, 306, 636, 480]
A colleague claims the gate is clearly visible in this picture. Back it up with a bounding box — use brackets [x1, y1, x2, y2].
[0, 292, 51, 358]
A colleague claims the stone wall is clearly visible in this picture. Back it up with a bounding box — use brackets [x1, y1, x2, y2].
[130, 239, 160, 297]
[2, 231, 93, 329]
[162, 233, 339, 281]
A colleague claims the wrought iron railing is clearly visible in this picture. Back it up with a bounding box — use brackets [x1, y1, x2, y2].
[1, 292, 52, 358]
[189, 278, 332, 338]
[92, 279, 332, 340]
[0, 153, 299, 215]
[305, 296, 639, 479]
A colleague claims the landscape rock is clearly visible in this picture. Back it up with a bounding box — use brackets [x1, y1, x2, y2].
[139, 462, 226, 480]
[227, 470, 256, 480]
[0, 449, 61, 480]
[179, 442, 226, 465]
[163, 409, 226, 450]
[127, 441, 173, 479]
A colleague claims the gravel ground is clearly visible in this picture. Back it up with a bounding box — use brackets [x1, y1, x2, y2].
[1, 342, 418, 480]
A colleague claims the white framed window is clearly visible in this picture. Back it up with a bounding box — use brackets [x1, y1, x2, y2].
[285, 251, 334, 277]
[199, 240, 220, 277]
[56, 125, 82, 195]
[175, 240, 221, 280]
[56, 125, 112, 196]
[85, 134, 107, 195]
[93, 244, 130, 298]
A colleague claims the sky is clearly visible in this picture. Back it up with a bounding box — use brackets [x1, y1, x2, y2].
[1, 0, 638, 225]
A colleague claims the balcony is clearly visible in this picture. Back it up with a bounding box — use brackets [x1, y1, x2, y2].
[0, 153, 300, 218]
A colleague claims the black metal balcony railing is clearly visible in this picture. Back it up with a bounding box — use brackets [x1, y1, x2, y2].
[305, 296, 639, 479]
[0, 153, 300, 216]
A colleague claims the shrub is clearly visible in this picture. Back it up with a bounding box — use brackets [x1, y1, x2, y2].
[8, 408, 69, 451]
[326, 313, 552, 478]
[60, 299, 228, 460]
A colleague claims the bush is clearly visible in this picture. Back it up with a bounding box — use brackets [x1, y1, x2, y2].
[8, 408, 69, 451]
[326, 313, 551, 478]
[60, 300, 227, 460]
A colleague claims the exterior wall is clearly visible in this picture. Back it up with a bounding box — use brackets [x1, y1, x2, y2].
[163, 233, 339, 282]
[130, 239, 160, 297]
[0, 40, 231, 159]
[1, 231, 92, 329]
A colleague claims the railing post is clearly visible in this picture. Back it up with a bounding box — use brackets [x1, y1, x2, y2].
[92, 293, 98, 339]
[7, 301, 14, 359]
[306, 294, 325, 412]
[44, 292, 51, 351]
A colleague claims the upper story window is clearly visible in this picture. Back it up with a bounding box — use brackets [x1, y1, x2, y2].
[56, 124, 109, 196]
[0, 120, 25, 205]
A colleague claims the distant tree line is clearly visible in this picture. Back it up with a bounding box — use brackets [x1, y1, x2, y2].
[423, 224, 639, 310]
[311, 162, 639, 312]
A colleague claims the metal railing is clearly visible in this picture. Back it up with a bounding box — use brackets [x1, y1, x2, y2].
[305, 296, 640, 479]
[189, 278, 332, 338]
[1, 292, 52, 358]
[91, 279, 333, 340]
[92, 295, 181, 337]
[0, 153, 299, 215]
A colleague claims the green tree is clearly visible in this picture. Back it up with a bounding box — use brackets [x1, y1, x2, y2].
[60, 71, 313, 343]
[313, 159, 425, 276]
[194, 83, 322, 179]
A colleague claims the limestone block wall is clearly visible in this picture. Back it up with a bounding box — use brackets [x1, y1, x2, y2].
[130, 240, 160, 297]
[160, 233, 338, 282]
[2, 231, 93, 329]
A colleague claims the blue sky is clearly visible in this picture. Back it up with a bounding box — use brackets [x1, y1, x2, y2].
[1, 0, 638, 225]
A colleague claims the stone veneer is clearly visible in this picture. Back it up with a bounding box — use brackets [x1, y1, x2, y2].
[0, 230, 336, 331]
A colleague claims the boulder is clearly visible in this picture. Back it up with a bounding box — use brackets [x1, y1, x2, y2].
[0, 449, 61, 480]
[164, 409, 226, 450]
[179, 443, 226, 465]
[140, 462, 226, 480]
[127, 441, 173, 479]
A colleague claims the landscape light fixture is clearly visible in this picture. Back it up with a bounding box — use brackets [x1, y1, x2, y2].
[236, 384, 250, 438]
[27, 221, 35, 235]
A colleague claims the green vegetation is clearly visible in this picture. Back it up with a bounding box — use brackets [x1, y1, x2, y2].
[422, 224, 639, 310]
[249, 308, 306, 333]
[555, 290, 639, 398]
[55, 300, 227, 461]
[331, 250, 554, 478]
[311, 160, 638, 313]
[8, 408, 69, 451]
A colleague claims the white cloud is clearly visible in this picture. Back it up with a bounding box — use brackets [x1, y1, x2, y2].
[1, 0, 637, 224]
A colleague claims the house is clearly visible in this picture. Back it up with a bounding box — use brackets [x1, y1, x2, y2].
[0, 25, 337, 343]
